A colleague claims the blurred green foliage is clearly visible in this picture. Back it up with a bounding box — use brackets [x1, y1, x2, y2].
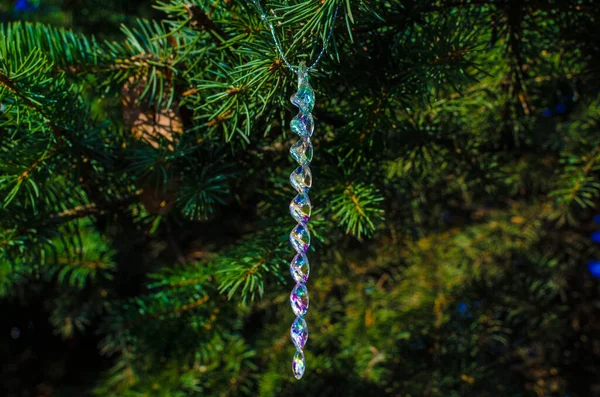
[1, 0, 600, 396]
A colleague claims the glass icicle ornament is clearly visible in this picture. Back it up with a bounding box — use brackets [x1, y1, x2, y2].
[288, 64, 314, 379]
[250, 0, 338, 380]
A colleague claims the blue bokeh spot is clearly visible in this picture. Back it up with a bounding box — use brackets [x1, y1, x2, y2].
[588, 260, 600, 278]
[15, 0, 36, 12]
[457, 302, 472, 318]
[591, 231, 600, 243]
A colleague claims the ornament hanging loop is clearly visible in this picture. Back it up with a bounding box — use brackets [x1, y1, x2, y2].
[251, 0, 340, 75]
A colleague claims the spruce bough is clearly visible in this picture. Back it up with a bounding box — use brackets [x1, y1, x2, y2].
[1, 1, 600, 396]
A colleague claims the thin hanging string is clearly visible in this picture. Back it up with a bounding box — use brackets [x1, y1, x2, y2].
[251, 0, 340, 75]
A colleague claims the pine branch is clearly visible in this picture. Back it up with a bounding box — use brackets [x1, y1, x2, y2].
[184, 4, 237, 59]
[0, 70, 66, 143]
[34, 190, 142, 227]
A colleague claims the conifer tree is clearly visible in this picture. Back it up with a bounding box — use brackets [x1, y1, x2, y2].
[1, 0, 600, 396]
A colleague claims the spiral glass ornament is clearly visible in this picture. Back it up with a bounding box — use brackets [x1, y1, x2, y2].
[288, 65, 314, 380]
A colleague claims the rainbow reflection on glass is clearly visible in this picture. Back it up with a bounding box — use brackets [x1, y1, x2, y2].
[288, 65, 314, 379]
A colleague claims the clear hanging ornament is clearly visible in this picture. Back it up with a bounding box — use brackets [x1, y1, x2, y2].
[288, 65, 315, 379]
[250, 0, 339, 379]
